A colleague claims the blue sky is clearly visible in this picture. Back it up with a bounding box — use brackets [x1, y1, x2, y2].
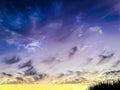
[0, 0, 119, 54]
[0, 0, 120, 78]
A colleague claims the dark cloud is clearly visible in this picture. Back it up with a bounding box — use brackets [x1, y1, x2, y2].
[18, 60, 32, 69]
[41, 57, 60, 64]
[18, 60, 38, 76]
[99, 51, 114, 60]
[105, 70, 120, 75]
[112, 60, 120, 68]
[42, 57, 56, 63]
[69, 46, 78, 57]
[15, 77, 24, 82]
[24, 66, 37, 76]
[84, 57, 93, 65]
[97, 50, 114, 65]
[3, 55, 20, 64]
[2, 72, 12, 77]
[33, 73, 47, 81]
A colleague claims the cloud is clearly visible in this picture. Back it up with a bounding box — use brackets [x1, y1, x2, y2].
[24, 41, 41, 52]
[112, 3, 120, 15]
[46, 21, 62, 30]
[18, 60, 32, 69]
[69, 46, 78, 57]
[5, 39, 16, 45]
[112, 60, 120, 68]
[101, 2, 120, 19]
[97, 50, 114, 65]
[3, 55, 20, 64]
[24, 66, 37, 76]
[88, 26, 103, 35]
[104, 70, 120, 75]
[2, 72, 12, 77]
[41, 57, 60, 64]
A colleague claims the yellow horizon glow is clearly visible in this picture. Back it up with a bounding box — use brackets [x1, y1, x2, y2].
[0, 84, 90, 90]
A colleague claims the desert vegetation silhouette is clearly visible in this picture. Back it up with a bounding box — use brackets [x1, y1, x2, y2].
[88, 81, 120, 90]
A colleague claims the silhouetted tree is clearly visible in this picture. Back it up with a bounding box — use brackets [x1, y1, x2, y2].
[88, 81, 120, 90]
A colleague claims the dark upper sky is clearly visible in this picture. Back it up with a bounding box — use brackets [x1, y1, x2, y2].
[0, 0, 120, 54]
[0, 0, 119, 30]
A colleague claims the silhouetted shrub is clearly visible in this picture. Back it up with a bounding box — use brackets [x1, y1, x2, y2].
[88, 81, 120, 90]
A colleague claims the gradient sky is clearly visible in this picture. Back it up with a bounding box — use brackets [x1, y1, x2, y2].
[0, 0, 120, 76]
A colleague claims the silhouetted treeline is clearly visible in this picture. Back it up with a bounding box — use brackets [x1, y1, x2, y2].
[88, 81, 120, 90]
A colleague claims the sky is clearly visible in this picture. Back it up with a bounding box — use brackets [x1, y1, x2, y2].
[0, 0, 119, 54]
[0, 0, 120, 83]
